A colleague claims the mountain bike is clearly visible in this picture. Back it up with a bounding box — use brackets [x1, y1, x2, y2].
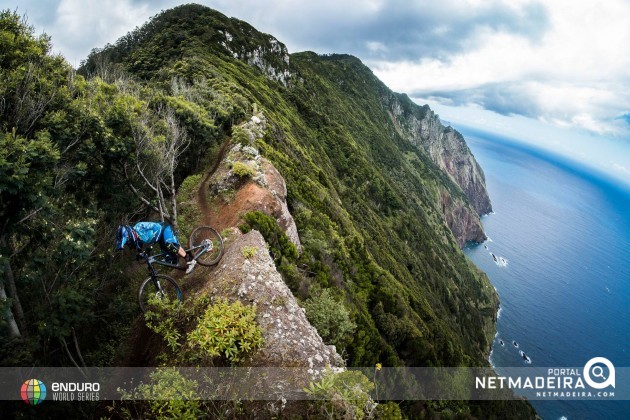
[137, 226, 224, 312]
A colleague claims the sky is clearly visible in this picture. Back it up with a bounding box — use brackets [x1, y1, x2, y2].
[10, 0, 630, 187]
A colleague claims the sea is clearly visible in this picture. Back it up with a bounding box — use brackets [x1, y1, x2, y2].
[461, 128, 630, 420]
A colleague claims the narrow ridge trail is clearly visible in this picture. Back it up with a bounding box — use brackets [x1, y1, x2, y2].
[197, 138, 231, 226]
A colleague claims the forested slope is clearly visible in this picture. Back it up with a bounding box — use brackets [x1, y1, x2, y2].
[1, 5, 534, 418]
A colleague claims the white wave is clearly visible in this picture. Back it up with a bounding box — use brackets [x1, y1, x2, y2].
[519, 350, 532, 364]
[494, 256, 508, 267]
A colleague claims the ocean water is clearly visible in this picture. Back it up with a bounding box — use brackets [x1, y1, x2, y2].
[461, 129, 630, 419]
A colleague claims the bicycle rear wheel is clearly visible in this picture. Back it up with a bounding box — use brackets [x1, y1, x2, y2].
[138, 274, 182, 313]
[189, 226, 224, 266]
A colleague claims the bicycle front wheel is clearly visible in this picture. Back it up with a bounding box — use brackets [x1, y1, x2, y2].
[189, 226, 224, 266]
[138, 274, 182, 313]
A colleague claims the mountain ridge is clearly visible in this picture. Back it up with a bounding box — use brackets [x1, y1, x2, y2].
[0, 5, 535, 418]
[80, 5, 531, 415]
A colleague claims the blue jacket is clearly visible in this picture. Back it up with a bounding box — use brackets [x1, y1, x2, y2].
[133, 222, 163, 245]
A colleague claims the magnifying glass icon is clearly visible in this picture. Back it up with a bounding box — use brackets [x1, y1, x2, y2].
[592, 366, 606, 380]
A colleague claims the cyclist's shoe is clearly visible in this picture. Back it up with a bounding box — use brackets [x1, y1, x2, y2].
[185, 259, 197, 274]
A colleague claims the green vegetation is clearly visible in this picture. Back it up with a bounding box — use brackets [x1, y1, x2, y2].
[231, 160, 256, 178]
[302, 287, 356, 350]
[241, 210, 298, 262]
[240, 245, 258, 259]
[117, 368, 202, 420]
[305, 369, 376, 419]
[145, 295, 263, 365]
[188, 298, 263, 363]
[176, 173, 203, 240]
[0, 5, 534, 418]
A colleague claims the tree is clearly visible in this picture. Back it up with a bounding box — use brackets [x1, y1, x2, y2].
[128, 104, 189, 232]
[0, 129, 59, 338]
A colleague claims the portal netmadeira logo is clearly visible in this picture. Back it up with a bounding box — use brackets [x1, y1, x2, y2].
[476, 357, 616, 399]
[582, 357, 615, 390]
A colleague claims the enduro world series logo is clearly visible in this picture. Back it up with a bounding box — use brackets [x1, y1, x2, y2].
[20, 379, 46, 405]
[20, 379, 100, 404]
[476, 357, 616, 399]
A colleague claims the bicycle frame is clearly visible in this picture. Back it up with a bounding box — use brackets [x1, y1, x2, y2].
[140, 242, 210, 275]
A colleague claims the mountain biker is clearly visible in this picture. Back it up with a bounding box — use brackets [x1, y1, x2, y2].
[116, 222, 197, 274]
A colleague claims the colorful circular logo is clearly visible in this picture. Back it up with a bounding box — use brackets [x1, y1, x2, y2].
[21, 379, 46, 405]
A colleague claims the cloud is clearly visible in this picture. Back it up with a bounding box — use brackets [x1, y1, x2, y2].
[14, 0, 181, 65]
[370, 0, 630, 135]
[8, 0, 630, 136]
[207, 0, 550, 61]
[53, 0, 158, 65]
[421, 83, 541, 118]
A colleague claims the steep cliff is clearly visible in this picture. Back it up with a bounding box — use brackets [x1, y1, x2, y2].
[439, 188, 487, 246]
[387, 94, 492, 217]
[386, 94, 491, 245]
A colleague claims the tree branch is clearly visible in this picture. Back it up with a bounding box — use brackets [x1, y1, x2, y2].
[60, 337, 88, 379]
[127, 180, 169, 219]
[72, 328, 87, 368]
[16, 207, 43, 225]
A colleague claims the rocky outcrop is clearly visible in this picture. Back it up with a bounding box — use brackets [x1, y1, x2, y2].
[219, 30, 291, 86]
[439, 189, 486, 247]
[412, 110, 492, 216]
[195, 229, 343, 371]
[207, 114, 301, 249]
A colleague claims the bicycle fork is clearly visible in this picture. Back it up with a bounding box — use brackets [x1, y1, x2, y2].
[147, 262, 165, 296]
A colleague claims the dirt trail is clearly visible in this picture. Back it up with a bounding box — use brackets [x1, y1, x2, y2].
[197, 139, 231, 226]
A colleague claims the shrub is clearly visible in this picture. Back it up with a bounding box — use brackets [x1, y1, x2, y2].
[232, 161, 255, 178]
[241, 246, 258, 259]
[144, 294, 184, 352]
[178, 173, 202, 201]
[302, 288, 356, 349]
[241, 210, 298, 262]
[375, 401, 403, 419]
[118, 368, 202, 420]
[232, 125, 251, 146]
[187, 298, 263, 363]
[305, 369, 376, 419]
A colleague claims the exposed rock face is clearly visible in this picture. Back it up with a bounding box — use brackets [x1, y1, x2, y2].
[389, 100, 492, 216]
[411, 110, 492, 216]
[387, 95, 491, 245]
[195, 229, 343, 372]
[439, 189, 486, 247]
[208, 114, 301, 249]
[219, 30, 291, 86]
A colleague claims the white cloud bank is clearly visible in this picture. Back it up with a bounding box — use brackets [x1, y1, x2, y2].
[53, 0, 155, 66]
[370, 0, 630, 136]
